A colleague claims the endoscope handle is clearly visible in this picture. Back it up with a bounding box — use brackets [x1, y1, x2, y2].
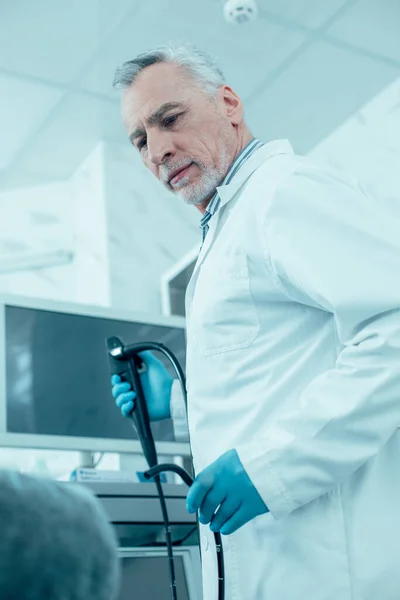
[106, 337, 158, 468]
[128, 354, 158, 468]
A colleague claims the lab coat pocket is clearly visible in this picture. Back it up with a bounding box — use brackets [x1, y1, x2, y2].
[193, 253, 260, 356]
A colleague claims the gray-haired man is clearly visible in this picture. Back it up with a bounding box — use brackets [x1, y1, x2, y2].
[112, 43, 400, 600]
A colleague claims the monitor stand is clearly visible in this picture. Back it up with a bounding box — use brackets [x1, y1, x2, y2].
[78, 451, 95, 468]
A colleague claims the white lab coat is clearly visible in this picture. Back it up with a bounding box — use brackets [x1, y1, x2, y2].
[170, 140, 400, 600]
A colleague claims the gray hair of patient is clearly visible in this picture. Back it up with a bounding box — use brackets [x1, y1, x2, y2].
[113, 43, 225, 97]
[0, 470, 120, 600]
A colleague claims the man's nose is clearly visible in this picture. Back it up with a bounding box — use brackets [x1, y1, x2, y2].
[147, 131, 175, 166]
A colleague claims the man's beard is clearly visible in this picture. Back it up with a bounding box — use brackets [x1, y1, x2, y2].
[163, 150, 231, 206]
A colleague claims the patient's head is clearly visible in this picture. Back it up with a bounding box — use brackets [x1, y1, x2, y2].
[0, 470, 120, 600]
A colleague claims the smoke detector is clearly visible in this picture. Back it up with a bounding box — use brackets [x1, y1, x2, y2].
[223, 0, 258, 24]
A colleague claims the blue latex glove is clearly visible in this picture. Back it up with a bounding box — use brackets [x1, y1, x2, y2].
[186, 449, 268, 535]
[111, 351, 173, 421]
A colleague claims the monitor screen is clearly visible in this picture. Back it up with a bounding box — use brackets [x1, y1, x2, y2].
[118, 555, 190, 600]
[5, 305, 186, 443]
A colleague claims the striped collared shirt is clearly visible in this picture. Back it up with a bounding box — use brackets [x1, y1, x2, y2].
[200, 138, 264, 243]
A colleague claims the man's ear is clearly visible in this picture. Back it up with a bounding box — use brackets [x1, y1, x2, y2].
[219, 85, 243, 125]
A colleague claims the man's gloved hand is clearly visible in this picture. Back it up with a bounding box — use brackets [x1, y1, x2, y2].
[111, 351, 173, 421]
[186, 449, 268, 535]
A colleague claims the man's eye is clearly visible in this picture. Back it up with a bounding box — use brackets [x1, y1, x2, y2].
[164, 115, 178, 127]
[137, 138, 147, 150]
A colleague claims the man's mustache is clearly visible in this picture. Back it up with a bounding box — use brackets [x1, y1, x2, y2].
[162, 160, 199, 184]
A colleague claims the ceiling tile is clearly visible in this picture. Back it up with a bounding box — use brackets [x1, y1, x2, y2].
[246, 41, 400, 153]
[92, 0, 140, 36]
[327, 0, 400, 64]
[78, 0, 305, 100]
[262, 0, 349, 29]
[10, 93, 123, 181]
[0, 73, 63, 170]
[0, 0, 137, 85]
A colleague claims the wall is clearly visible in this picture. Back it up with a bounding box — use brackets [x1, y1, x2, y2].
[0, 144, 109, 305]
[103, 142, 200, 313]
[0, 179, 75, 301]
[0, 141, 201, 313]
[69, 144, 111, 306]
[309, 76, 400, 212]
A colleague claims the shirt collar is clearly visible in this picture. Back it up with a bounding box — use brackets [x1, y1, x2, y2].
[200, 138, 264, 228]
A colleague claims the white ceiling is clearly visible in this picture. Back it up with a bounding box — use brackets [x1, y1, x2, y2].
[0, 0, 399, 190]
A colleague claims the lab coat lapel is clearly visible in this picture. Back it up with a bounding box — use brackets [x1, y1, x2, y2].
[185, 206, 222, 313]
[185, 139, 294, 313]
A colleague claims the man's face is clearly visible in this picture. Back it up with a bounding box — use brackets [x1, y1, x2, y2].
[121, 62, 241, 207]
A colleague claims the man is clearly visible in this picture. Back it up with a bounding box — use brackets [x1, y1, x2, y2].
[0, 470, 120, 599]
[111, 44, 400, 600]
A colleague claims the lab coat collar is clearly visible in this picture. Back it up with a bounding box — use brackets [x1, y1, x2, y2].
[216, 139, 294, 209]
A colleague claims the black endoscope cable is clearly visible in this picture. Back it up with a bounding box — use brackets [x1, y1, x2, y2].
[154, 474, 177, 600]
[138, 343, 225, 600]
[145, 463, 225, 600]
[107, 339, 225, 600]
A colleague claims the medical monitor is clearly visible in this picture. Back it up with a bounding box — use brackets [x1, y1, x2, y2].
[0, 295, 189, 455]
[117, 547, 202, 600]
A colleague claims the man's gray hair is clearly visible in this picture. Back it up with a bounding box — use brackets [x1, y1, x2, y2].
[113, 43, 225, 97]
[0, 470, 120, 600]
